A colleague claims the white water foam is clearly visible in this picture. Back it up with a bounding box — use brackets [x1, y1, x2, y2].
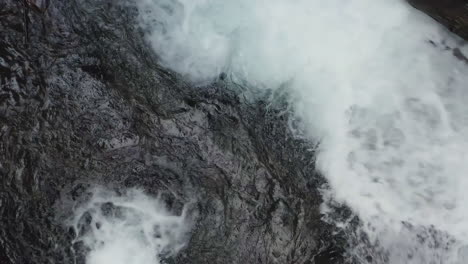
[69, 188, 189, 264]
[136, 0, 468, 262]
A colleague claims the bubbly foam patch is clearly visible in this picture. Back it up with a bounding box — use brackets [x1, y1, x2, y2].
[136, 0, 468, 262]
[69, 188, 188, 264]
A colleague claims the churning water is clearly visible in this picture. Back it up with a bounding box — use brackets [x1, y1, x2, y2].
[68, 188, 188, 264]
[135, 0, 468, 263]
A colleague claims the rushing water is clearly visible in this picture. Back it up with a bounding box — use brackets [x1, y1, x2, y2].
[68, 188, 189, 264]
[135, 0, 468, 263]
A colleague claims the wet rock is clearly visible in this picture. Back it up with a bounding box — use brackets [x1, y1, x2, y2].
[26, 0, 50, 13]
[3, 0, 463, 263]
[0, 1, 346, 264]
[408, 0, 468, 40]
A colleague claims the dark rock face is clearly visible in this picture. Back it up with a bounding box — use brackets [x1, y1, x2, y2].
[0, 1, 346, 263]
[2, 0, 466, 263]
[408, 0, 468, 40]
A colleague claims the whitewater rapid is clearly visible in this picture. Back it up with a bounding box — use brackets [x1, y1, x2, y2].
[136, 0, 468, 263]
[69, 188, 188, 264]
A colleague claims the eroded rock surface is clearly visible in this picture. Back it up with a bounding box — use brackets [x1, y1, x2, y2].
[1, 0, 466, 263]
[0, 1, 346, 263]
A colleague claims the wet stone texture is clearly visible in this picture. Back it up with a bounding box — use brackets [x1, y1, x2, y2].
[0, 0, 346, 263]
[408, 0, 468, 40]
[0, 0, 465, 264]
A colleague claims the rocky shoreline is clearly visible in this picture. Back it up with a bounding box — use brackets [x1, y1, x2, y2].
[0, 1, 466, 264]
[0, 1, 347, 263]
